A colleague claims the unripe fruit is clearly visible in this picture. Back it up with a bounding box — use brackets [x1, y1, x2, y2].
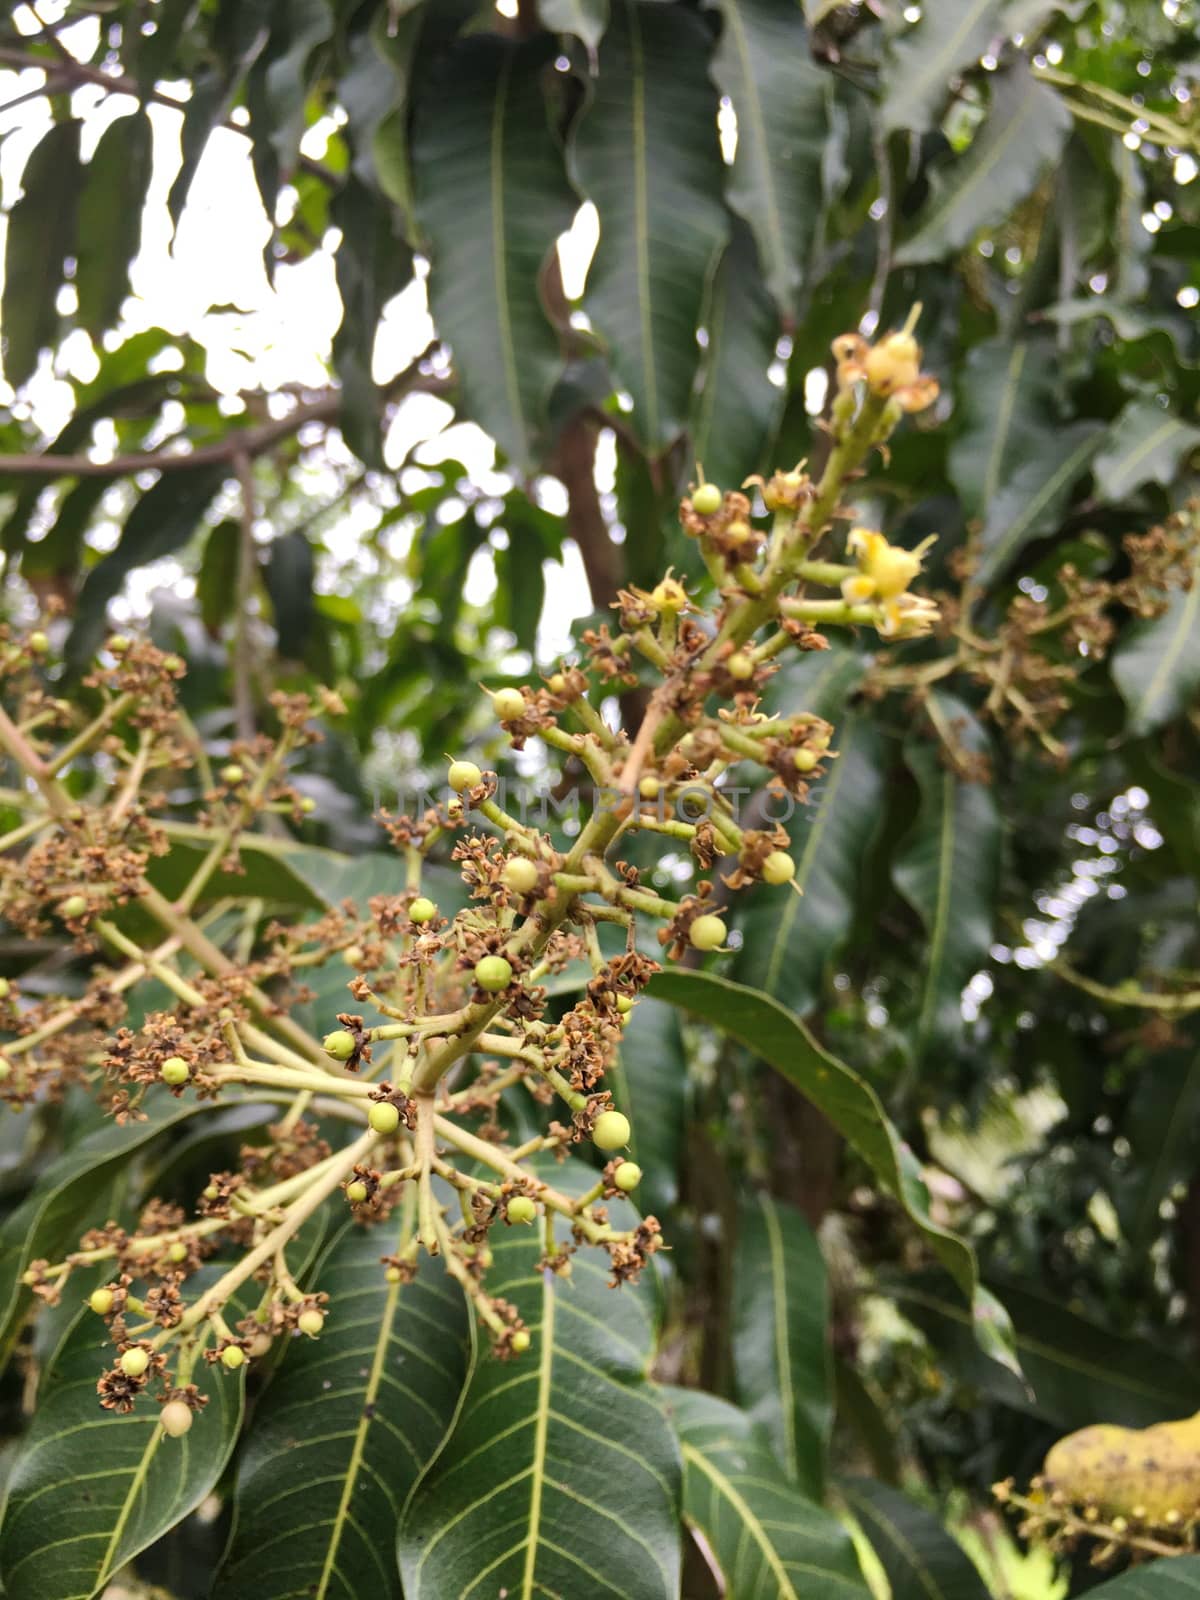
[507, 1195, 537, 1225]
[247, 1331, 273, 1358]
[448, 760, 482, 792]
[762, 851, 796, 885]
[297, 1309, 324, 1336]
[221, 1344, 246, 1370]
[793, 748, 819, 773]
[474, 955, 513, 992]
[120, 1346, 151, 1378]
[547, 673, 567, 695]
[343, 944, 364, 967]
[160, 1056, 189, 1086]
[510, 1330, 531, 1354]
[692, 482, 722, 515]
[28, 630, 49, 654]
[202, 1185, 219, 1201]
[385, 1266, 403, 1283]
[727, 651, 755, 680]
[409, 897, 437, 923]
[593, 1110, 631, 1151]
[160, 1400, 194, 1437]
[162, 654, 185, 673]
[107, 634, 131, 655]
[491, 687, 526, 722]
[0, 978, 9, 999]
[638, 775, 660, 801]
[369, 1101, 401, 1135]
[220, 763, 244, 785]
[346, 1180, 369, 1204]
[299, 795, 316, 814]
[60, 894, 88, 920]
[0, 1057, 11, 1082]
[689, 914, 727, 951]
[614, 1162, 643, 1192]
[90, 1287, 115, 1316]
[501, 857, 539, 895]
[167, 1242, 188, 1264]
[323, 1029, 356, 1061]
[616, 994, 634, 1015]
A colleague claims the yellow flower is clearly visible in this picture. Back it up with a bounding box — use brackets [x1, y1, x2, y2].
[841, 573, 877, 604]
[847, 528, 935, 600]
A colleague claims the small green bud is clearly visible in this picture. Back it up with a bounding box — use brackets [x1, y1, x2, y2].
[368, 1102, 401, 1135]
[323, 1029, 356, 1061]
[160, 1056, 189, 1087]
[507, 1195, 537, 1225]
[593, 1110, 631, 1151]
[409, 897, 437, 924]
[638, 775, 660, 801]
[220, 763, 244, 785]
[59, 895, 88, 920]
[692, 482, 722, 516]
[568, 1092, 589, 1113]
[167, 1242, 188, 1264]
[162, 653, 185, 674]
[474, 955, 514, 993]
[106, 634, 131, 655]
[385, 1266, 403, 1284]
[547, 672, 568, 695]
[299, 795, 317, 814]
[616, 994, 634, 1015]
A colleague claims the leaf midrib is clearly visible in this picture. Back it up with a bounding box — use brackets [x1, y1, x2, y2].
[721, 3, 788, 307]
[683, 1443, 800, 1600]
[520, 1274, 555, 1597]
[916, 768, 956, 1050]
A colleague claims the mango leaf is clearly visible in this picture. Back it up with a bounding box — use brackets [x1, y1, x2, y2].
[647, 968, 1020, 1376]
[732, 1194, 831, 1498]
[262, 0, 334, 167]
[663, 1387, 870, 1599]
[690, 219, 783, 491]
[2, 120, 83, 388]
[704, 0, 827, 320]
[891, 696, 1000, 1060]
[197, 519, 241, 637]
[75, 109, 153, 339]
[1088, 1557, 1200, 1595]
[1113, 540, 1200, 735]
[1094, 400, 1200, 503]
[879, 0, 1003, 135]
[215, 1222, 470, 1600]
[0, 1285, 245, 1600]
[265, 529, 316, 660]
[1119, 1040, 1200, 1250]
[974, 419, 1104, 588]
[539, 0, 609, 48]
[733, 713, 885, 1017]
[569, 0, 729, 454]
[948, 337, 1061, 522]
[896, 65, 1071, 265]
[610, 994, 687, 1221]
[413, 34, 575, 472]
[839, 1478, 990, 1600]
[398, 1221, 682, 1598]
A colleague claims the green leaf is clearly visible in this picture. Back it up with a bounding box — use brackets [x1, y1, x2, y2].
[974, 419, 1104, 586]
[732, 712, 884, 1017]
[690, 218, 783, 492]
[610, 994, 687, 1222]
[879, 0, 1003, 135]
[948, 337, 1061, 522]
[413, 35, 575, 472]
[265, 529, 316, 660]
[263, 0, 334, 167]
[1087, 1557, 1200, 1595]
[891, 696, 1000, 1059]
[197, 519, 241, 637]
[569, 0, 729, 454]
[215, 1222, 470, 1600]
[896, 65, 1071, 265]
[1093, 400, 1200, 502]
[75, 110, 153, 339]
[732, 1194, 830, 1498]
[1113, 539, 1200, 735]
[1119, 1041, 1200, 1250]
[67, 464, 229, 669]
[0, 1287, 245, 1600]
[398, 1223, 682, 1598]
[2, 121, 82, 388]
[538, 0, 609, 49]
[839, 1478, 990, 1600]
[647, 968, 1020, 1375]
[663, 1387, 870, 1599]
[703, 0, 827, 320]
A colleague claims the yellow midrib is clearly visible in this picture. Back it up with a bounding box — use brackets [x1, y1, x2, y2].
[96, 1422, 166, 1590]
[761, 1195, 797, 1478]
[520, 1277, 555, 1597]
[683, 1443, 799, 1600]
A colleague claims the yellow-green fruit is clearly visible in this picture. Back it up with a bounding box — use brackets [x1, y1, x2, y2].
[793, 748, 819, 773]
[385, 1266, 403, 1284]
[220, 763, 244, 785]
[762, 851, 796, 886]
[689, 914, 727, 951]
[323, 1029, 356, 1061]
[220, 1344, 246, 1370]
[692, 482, 722, 516]
[60, 895, 88, 920]
[299, 795, 317, 814]
[160, 1056, 189, 1086]
[160, 1400, 194, 1438]
[510, 1330, 531, 1354]
[343, 945, 364, 967]
[167, 1242, 188, 1264]
[474, 955, 513, 992]
[616, 994, 634, 1015]
[593, 1110, 631, 1151]
[1042, 1414, 1200, 1522]
[247, 1331, 273, 1358]
[107, 634, 131, 655]
[409, 897, 437, 923]
[547, 673, 567, 695]
[120, 1346, 151, 1378]
[491, 687, 527, 722]
[727, 651, 755, 681]
[614, 1161, 642, 1192]
[507, 1195, 537, 1225]
[162, 654, 185, 673]
[28, 630, 49, 654]
[368, 1102, 401, 1136]
[0, 1057, 11, 1081]
[638, 775, 660, 801]
[448, 760, 482, 792]
[0, 978, 9, 999]
[298, 1309, 325, 1336]
[346, 1180, 369, 1204]
[501, 857, 539, 895]
[90, 1287, 115, 1316]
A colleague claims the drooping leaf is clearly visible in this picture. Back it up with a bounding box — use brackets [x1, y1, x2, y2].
[398, 1220, 682, 1598]
[2, 120, 83, 388]
[610, 994, 687, 1222]
[21, 477, 109, 582]
[265, 529, 316, 660]
[690, 219, 783, 491]
[891, 695, 1000, 1060]
[896, 64, 1071, 265]
[1113, 538, 1200, 735]
[974, 419, 1104, 586]
[732, 712, 884, 1018]
[262, 0, 334, 168]
[569, 0, 729, 454]
[75, 109, 154, 339]
[413, 34, 575, 472]
[1087, 1557, 1200, 1595]
[215, 1222, 470, 1600]
[647, 968, 1020, 1376]
[704, 0, 827, 320]
[879, 0, 1004, 135]
[1119, 1040, 1200, 1250]
[732, 1194, 830, 1498]
[663, 1387, 871, 1599]
[948, 337, 1061, 521]
[838, 1478, 990, 1600]
[1093, 399, 1200, 503]
[539, 0, 609, 49]
[197, 519, 241, 638]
